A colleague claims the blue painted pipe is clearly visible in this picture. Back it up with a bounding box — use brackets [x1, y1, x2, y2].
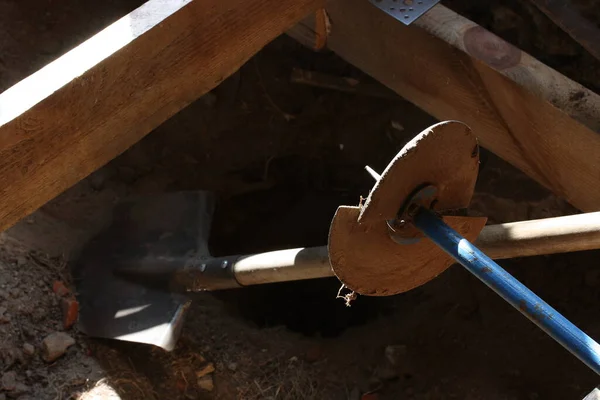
[413, 207, 600, 375]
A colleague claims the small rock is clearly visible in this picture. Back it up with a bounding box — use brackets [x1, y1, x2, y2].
[41, 332, 75, 362]
[196, 363, 215, 378]
[0, 349, 24, 367]
[1, 371, 17, 391]
[227, 362, 237, 372]
[197, 375, 214, 392]
[22, 326, 36, 339]
[60, 297, 79, 329]
[22, 344, 34, 356]
[0, 313, 10, 324]
[15, 257, 27, 267]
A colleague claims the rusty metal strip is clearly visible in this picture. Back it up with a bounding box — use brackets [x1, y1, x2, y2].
[368, 0, 441, 25]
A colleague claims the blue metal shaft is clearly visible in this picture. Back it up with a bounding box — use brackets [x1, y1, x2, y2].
[413, 207, 600, 375]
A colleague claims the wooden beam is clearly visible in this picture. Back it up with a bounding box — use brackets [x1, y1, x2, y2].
[0, 0, 323, 232]
[285, 9, 330, 51]
[413, 5, 600, 132]
[323, 0, 600, 212]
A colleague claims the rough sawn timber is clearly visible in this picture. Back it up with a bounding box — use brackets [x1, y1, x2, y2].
[322, 0, 600, 212]
[414, 4, 600, 131]
[0, 0, 323, 233]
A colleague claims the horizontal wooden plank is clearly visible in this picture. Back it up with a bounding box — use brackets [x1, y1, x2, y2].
[0, 0, 323, 232]
[324, 0, 600, 212]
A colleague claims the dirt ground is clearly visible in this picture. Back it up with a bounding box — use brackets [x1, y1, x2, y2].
[1, 1, 600, 399]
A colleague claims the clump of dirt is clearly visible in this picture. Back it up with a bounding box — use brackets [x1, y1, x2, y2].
[0, 238, 105, 399]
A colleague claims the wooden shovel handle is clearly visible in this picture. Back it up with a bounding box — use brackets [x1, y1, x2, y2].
[232, 212, 600, 286]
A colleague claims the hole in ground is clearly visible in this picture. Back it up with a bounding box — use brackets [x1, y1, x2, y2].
[206, 155, 405, 337]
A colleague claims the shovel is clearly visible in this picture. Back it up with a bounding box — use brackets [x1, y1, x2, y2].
[72, 189, 600, 351]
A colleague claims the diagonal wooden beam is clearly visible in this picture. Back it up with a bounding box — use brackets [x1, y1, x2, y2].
[0, 0, 323, 232]
[322, 0, 600, 212]
[412, 4, 600, 132]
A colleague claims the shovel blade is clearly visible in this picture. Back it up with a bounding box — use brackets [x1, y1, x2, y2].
[71, 191, 215, 350]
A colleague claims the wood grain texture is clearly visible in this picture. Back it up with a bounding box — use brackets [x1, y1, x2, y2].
[527, 0, 600, 63]
[0, 0, 323, 232]
[325, 0, 600, 212]
[359, 121, 479, 223]
[414, 4, 600, 131]
[285, 8, 329, 51]
[476, 211, 600, 260]
[287, 3, 600, 131]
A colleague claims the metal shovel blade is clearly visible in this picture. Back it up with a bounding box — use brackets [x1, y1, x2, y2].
[71, 191, 216, 351]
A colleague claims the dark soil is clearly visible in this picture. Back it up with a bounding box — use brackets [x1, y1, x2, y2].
[1, 1, 599, 399]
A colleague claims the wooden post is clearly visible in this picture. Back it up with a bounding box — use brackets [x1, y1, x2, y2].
[0, 0, 323, 232]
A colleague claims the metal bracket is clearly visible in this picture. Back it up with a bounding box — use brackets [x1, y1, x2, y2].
[368, 0, 441, 25]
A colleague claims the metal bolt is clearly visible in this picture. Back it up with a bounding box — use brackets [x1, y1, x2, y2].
[221, 260, 228, 269]
[200, 263, 207, 272]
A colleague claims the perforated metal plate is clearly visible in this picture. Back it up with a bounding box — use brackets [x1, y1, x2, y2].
[369, 0, 441, 25]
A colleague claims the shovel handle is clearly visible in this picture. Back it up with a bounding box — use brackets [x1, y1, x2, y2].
[475, 211, 600, 259]
[229, 212, 600, 287]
